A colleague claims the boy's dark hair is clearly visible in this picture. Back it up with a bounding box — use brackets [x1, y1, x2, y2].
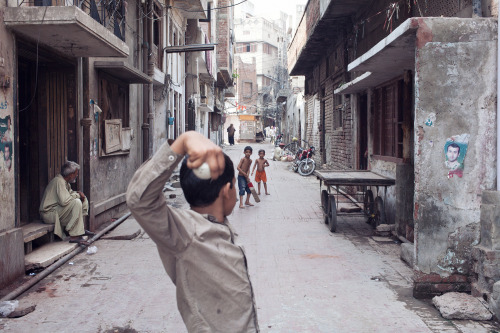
[258, 149, 265, 155]
[180, 153, 235, 207]
[244, 146, 253, 153]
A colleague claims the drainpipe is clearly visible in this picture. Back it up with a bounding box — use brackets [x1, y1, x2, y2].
[497, 3, 500, 190]
[142, 0, 150, 162]
[0, 213, 131, 302]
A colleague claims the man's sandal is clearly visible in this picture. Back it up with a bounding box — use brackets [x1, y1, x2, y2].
[84, 230, 95, 237]
[69, 237, 90, 246]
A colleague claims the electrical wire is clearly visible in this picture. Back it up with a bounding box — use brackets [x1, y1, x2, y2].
[169, 0, 248, 13]
[19, 6, 47, 112]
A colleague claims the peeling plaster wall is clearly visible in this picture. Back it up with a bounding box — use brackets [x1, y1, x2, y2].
[0, 7, 15, 232]
[414, 18, 497, 276]
[87, 4, 145, 227]
[0, 5, 24, 289]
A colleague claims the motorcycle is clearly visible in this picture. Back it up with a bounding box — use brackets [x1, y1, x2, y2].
[274, 133, 283, 147]
[291, 146, 316, 176]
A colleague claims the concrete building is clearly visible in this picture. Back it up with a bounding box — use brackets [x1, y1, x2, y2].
[233, 6, 287, 115]
[288, 0, 500, 306]
[0, 0, 213, 290]
[185, 0, 235, 146]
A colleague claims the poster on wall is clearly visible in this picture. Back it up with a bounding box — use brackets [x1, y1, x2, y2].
[0, 115, 12, 171]
[444, 133, 469, 179]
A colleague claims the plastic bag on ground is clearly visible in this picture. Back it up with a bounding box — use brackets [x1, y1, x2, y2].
[86, 246, 98, 255]
[0, 300, 19, 317]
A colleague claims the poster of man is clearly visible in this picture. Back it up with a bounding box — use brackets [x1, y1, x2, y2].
[444, 133, 469, 178]
[0, 116, 12, 171]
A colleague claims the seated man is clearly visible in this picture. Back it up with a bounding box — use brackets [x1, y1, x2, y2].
[39, 161, 94, 246]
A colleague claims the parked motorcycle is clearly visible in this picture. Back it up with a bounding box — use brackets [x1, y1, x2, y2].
[291, 145, 316, 176]
[274, 133, 283, 147]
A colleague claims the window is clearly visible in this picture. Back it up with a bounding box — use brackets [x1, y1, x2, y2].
[373, 78, 404, 159]
[243, 81, 252, 98]
[262, 43, 277, 55]
[333, 94, 342, 129]
[235, 43, 256, 53]
[152, 1, 163, 70]
[98, 72, 130, 156]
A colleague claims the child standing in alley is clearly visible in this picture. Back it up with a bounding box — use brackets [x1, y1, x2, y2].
[251, 149, 270, 195]
[237, 146, 254, 208]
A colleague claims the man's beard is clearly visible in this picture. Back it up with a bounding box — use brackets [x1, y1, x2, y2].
[70, 178, 77, 183]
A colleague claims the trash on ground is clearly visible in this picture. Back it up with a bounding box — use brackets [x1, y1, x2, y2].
[86, 246, 98, 255]
[0, 300, 19, 317]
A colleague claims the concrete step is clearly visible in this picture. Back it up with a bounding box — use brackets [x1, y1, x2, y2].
[25, 241, 78, 271]
[21, 222, 54, 243]
[21, 222, 55, 254]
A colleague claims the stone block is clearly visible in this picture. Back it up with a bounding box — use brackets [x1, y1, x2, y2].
[400, 243, 414, 268]
[0, 229, 25, 289]
[433, 292, 492, 320]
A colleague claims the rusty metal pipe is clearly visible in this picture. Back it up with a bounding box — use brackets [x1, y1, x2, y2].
[0, 212, 131, 302]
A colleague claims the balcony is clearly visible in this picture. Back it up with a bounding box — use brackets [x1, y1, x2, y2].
[4, 0, 129, 58]
[172, 0, 208, 20]
[288, 0, 371, 75]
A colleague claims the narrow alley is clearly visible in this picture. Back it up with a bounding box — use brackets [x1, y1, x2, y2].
[1, 142, 497, 332]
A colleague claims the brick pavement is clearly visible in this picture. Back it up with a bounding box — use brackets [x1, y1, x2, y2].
[1, 141, 498, 332]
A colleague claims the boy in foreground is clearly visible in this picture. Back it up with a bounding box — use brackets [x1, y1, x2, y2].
[251, 149, 270, 195]
[126, 131, 259, 332]
[237, 146, 254, 208]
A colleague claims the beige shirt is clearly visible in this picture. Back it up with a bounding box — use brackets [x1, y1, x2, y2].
[126, 142, 259, 333]
[39, 175, 80, 213]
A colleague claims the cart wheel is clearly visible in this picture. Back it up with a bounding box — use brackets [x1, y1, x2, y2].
[374, 196, 386, 227]
[321, 190, 329, 224]
[327, 195, 337, 232]
[364, 189, 375, 224]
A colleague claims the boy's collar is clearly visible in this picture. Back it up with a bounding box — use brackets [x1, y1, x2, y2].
[202, 214, 226, 224]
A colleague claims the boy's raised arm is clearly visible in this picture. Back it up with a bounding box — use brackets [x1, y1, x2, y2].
[170, 131, 225, 180]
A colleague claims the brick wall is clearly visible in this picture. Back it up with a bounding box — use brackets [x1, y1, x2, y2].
[304, 46, 353, 170]
[216, 0, 230, 68]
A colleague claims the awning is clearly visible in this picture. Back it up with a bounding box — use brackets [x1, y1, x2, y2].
[94, 61, 152, 84]
[336, 18, 417, 94]
[4, 6, 128, 58]
[164, 44, 216, 53]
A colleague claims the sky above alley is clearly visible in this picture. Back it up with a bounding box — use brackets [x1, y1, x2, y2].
[241, 0, 307, 22]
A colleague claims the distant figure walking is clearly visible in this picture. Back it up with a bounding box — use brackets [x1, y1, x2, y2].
[227, 124, 236, 145]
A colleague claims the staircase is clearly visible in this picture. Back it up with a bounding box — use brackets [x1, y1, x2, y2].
[21, 222, 78, 271]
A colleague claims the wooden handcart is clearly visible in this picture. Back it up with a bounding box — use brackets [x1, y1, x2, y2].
[314, 170, 396, 233]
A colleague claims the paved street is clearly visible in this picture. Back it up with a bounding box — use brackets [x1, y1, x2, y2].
[1, 142, 498, 332]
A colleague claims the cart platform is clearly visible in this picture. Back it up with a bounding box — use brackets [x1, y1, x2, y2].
[314, 170, 395, 233]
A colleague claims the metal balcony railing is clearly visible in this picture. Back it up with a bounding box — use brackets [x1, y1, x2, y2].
[15, 0, 126, 41]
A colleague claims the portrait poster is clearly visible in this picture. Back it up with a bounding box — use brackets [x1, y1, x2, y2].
[444, 133, 469, 178]
[0, 115, 12, 171]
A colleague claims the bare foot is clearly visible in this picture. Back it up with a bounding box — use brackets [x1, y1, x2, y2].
[257, 192, 261, 195]
[245, 202, 254, 206]
[239, 205, 245, 209]
[266, 192, 270, 195]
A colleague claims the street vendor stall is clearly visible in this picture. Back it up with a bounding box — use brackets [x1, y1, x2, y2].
[315, 170, 396, 232]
